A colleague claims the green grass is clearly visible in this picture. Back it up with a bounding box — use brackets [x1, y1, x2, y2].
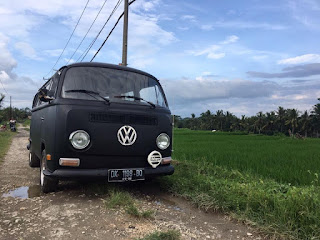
[172, 128, 320, 186]
[126, 204, 154, 219]
[0, 131, 15, 164]
[104, 189, 134, 208]
[137, 230, 180, 240]
[104, 188, 154, 219]
[22, 118, 31, 127]
[161, 129, 320, 239]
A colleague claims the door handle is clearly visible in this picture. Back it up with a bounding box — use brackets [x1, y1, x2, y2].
[41, 117, 45, 121]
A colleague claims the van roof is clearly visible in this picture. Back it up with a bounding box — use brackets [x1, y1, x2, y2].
[60, 62, 157, 80]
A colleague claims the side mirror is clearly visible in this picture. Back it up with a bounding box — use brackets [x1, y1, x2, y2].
[39, 89, 54, 102]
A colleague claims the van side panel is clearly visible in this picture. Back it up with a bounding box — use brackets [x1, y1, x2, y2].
[41, 105, 57, 171]
[30, 104, 57, 165]
[30, 109, 42, 159]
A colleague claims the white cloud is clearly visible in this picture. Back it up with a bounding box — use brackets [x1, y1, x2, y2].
[207, 52, 225, 59]
[43, 49, 64, 57]
[181, 15, 197, 22]
[163, 76, 278, 102]
[200, 24, 213, 31]
[162, 75, 319, 117]
[252, 55, 268, 61]
[188, 35, 239, 60]
[178, 26, 189, 31]
[0, 33, 17, 72]
[288, 0, 320, 30]
[212, 21, 287, 30]
[0, 0, 176, 76]
[0, 33, 39, 107]
[278, 54, 320, 64]
[220, 35, 239, 44]
[15, 42, 42, 60]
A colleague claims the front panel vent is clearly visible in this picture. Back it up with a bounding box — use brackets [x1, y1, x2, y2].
[89, 113, 158, 126]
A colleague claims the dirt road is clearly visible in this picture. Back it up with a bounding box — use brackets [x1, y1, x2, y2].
[0, 128, 262, 240]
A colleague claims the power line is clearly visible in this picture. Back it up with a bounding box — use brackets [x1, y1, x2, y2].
[78, 0, 122, 62]
[44, 0, 90, 78]
[77, 0, 123, 62]
[66, 0, 109, 65]
[90, 0, 136, 62]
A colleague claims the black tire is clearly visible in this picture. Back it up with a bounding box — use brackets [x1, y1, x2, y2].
[29, 147, 40, 167]
[40, 150, 58, 193]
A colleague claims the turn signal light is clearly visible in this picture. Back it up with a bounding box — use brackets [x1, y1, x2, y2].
[59, 158, 80, 167]
[161, 156, 172, 164]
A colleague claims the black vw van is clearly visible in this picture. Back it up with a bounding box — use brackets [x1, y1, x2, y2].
[28, 62, 174, 193]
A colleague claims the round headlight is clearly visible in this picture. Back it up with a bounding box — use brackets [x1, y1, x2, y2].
[156, 133, 170, 150]
[69, 130, 90, 149]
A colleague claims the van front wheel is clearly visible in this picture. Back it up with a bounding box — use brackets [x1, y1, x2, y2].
[40, 150, 58, 193]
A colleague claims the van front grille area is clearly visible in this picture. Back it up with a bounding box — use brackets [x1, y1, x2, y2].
[89, 113, 158, 126]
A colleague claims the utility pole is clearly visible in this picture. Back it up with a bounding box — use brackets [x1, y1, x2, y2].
[10, 96, 12, 119]
[121, 0, 129, 66]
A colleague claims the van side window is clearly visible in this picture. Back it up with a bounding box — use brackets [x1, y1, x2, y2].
[48, 74, 59, 98]
[38, 79, 53, 106]
[32, 93, 40, 108]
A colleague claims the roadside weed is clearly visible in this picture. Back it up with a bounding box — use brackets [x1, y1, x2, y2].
[105, 188, 154, 219]
[104, 189, 134, 208]
[137, 230, 180, 240]
[0, 131, 15, 164]
[126, 204, 154, 219]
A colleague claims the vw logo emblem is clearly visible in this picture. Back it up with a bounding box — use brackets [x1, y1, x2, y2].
[117, 125, 137, 146]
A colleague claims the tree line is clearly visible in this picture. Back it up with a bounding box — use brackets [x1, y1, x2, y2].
[0, 94, 31, 124]
[174, 99, 320, 138]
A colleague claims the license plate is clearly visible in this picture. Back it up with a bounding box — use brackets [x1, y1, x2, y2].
[108, 169, 145, 182]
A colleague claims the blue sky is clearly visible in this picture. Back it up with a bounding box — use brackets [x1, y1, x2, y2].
[0, 0, 320, 117]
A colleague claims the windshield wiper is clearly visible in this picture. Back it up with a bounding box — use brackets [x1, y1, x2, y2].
[114, 95, 156, 108]
[65, 89, 110, 104]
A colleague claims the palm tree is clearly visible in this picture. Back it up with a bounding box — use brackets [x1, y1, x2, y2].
[263, 111, 276, 132]
[285, 109, 299, 135]
[240, 115, 249, 132]
[311, 98, 320, 137]
[255, 112, 265, 134]
[200, 110, 213, 130]
[276, 106, 286, 133]
[299, 110, 310, 137]
[215, 110, 224, 130]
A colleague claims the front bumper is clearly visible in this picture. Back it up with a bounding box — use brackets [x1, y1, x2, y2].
[43, 164, 174, 179]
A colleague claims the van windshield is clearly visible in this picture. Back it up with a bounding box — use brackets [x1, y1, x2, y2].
[61, 66, 168, 108]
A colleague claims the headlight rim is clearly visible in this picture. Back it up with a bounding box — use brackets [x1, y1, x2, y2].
[156, 133, 170, 150]
[69, 130, 91, 150]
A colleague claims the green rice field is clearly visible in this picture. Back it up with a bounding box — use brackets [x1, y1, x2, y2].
[172, 129, 320, 186]
[161, 129, 320, 239]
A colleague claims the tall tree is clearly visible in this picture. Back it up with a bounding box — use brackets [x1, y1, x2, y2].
[276, 106, 286, 133]
[286, 109, 299, 135]
[263, 111, 276, 133]
[255, 112, 265, 134]
[299, 110, 311, 137]
[215, 110, 224, 130]
[311, 98, 320, 137]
